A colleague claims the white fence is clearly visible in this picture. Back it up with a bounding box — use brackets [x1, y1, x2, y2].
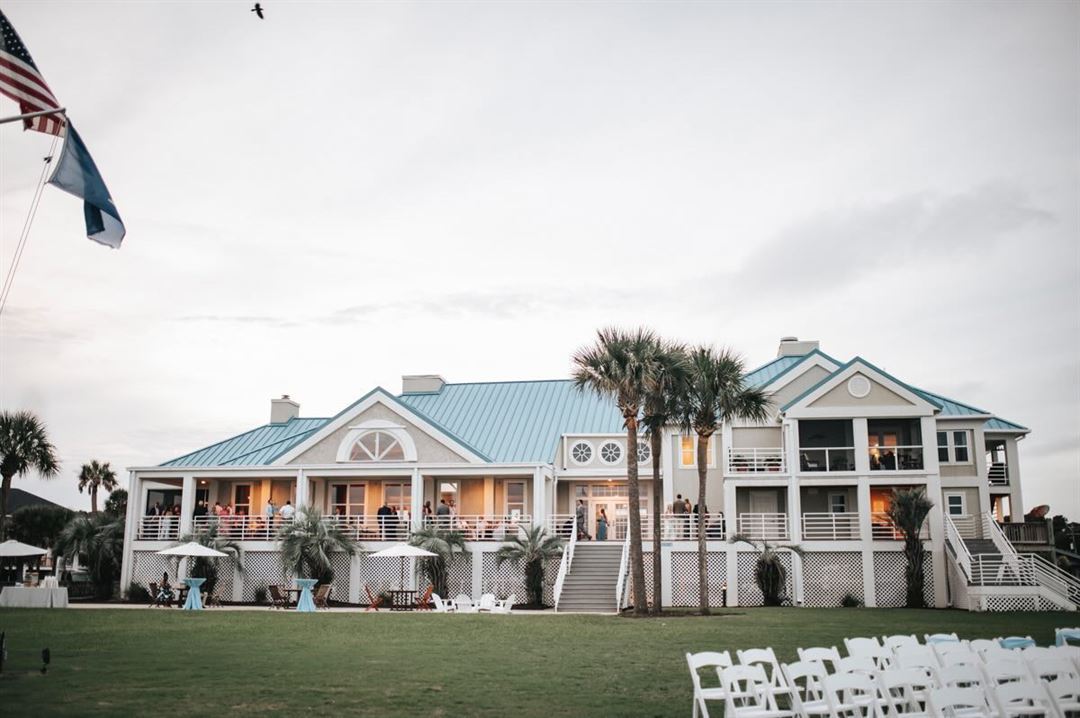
[801, 512, 860, 540]
[726, 447, 786, 474]
[735, 513, 788, 541]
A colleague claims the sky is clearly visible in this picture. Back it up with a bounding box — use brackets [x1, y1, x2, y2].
[1, 1, 1077, 516]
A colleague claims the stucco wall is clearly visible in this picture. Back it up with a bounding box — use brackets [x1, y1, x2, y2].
[731, 427, 782, 448]
[768, 365, 832, 413]
[809, 373, 914, 409]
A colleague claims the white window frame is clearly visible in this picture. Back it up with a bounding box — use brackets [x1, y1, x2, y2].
[678, 435, 717, 468]
[329, 481, 367, 517]
[504, 480, 527, 517]
[636, 439, 652, 465]
[233, 482, 253, 515]
[598, 440, 623, 466]
[945, 492, 966, 516]
[335, 420, 417, 462]
[568, 440, 594, 466]
[937, 429, 973, 465]
[828, 492, 847, 514]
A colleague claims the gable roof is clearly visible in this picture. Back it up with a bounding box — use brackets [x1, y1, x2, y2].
[779, 356, 943, 413]
[398, 379, 623, 462]
[161, 417, 330, 467]
[743, 349, 842, 389]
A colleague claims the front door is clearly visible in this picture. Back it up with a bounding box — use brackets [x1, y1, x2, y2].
[589, 499, 623, 541]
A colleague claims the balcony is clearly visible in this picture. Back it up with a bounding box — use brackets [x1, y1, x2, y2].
[138, 515, 181, 540]
[727, 448, 786, 474]
[736, 513, 789, 541]
[869, 446, 924, 472]
[988, 462, 1009, 486]
[999, 522, 1048, 545]
[870, 511, 930, 540]
[801, 512, 861, 540]
[799, 448, 855, 472]
[545, 513, 726, 541]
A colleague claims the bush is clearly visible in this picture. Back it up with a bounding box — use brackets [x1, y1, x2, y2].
[253, 585, 268, 605]
[841, 593, 862, 608]
[9, 505, 74, 548]
[127, 581, 151, 604]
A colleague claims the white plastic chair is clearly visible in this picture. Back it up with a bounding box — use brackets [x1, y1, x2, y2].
[491, 594, 515, 614]
[737, 647, 792, 698]
[990, 681, 1057, 717]
[926, 686, 992, 717]
[822, 671, 884, 717]
[883, 635, 920, 653]
[933, 642, 979, 667]
[835, 655, 878, 678]
[877, 667, 936, 718]
[781, 661, 830, 716]
[431, 592, 455, 613]
[722, 664, 794, 718]
[979, 656, 1031, 686]
[686, 651, 733, 718]
[476, 593, 498, 612]
[997, 635, 1036, 651]
[1043, 675, 1080, 714]
[936, 663, 985, 690]
[452, 594, 476, 613]
[799, 646, 843, 674]
[924, 633, 960, 645]
[895, 646, 941, 674]
[846, 636, 893, 670]
[967, 638, 999, 656]
[1026, 656, 1080, 684]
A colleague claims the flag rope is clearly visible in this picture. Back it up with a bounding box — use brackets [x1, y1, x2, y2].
[0, 131, 59, 315]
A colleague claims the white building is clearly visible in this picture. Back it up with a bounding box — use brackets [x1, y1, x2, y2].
[120, 338, 1078, 612]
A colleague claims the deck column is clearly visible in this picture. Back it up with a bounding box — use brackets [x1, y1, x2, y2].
[411, 468, 423, 530]
[857, 477, 877, 607]
[532, 467, 545, 525]
[180, 475, 196, 536]
[295, 469, 308, 508]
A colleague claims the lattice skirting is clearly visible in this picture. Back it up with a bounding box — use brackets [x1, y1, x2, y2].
[330, 552, 351, 603]
[445, 553, 473, 598]
[802, 552, 863, 607]
[242, 552, 288, 602]
[982, 595, 1040, 612]
[480, 553, 527, 601]
[358, 554, 404, 594]
[625, 551, 656, 607]
[874, 551, 935, 607]
[737, 552, 793, 607]
[130, 551, 173, 587]
[209, 557, 236, 601]
[670, 551, 726, 607]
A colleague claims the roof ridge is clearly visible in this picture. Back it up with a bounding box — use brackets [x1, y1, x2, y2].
[436, 378, 572, 388]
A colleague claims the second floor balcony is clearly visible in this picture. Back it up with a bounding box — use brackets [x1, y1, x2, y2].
[727, 447, 786, 474]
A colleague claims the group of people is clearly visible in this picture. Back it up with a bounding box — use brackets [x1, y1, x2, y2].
[663, 495, 722, 539]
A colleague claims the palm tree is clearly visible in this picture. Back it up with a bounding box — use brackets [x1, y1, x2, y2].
[572, 327, 660, 615]
[730, 535, 801, 606]
[277, 505, 357, 584]
[494, 525, 564, 606]
[55, 512, 125, 599]
[0, 410, 60, 536]
[77, 460, 117, 513]
[640, 340, 690, 614]
[178, 524, 244, 597]
[886, 488, 934, 608]
[409, 526, 466, 597]
[679, 346, 770, 615]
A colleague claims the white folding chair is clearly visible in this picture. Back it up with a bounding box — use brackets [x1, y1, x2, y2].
[926, 686, 992, 717]
[737, 647, 792, 698]
[933, 642, 979, 667]
[1043, 675, 1080, 715]
[781, 661, 831, 717]
[1020, 646, 1058, 663]
[799, 646, 843, 674]
[924, 633, 960, 645]
[686, 651, 733, 718]
[895, 646, 941, 674]
[979, 656, 1031, 687]
[822, 671, 884, 717]
[1055, 627, 1080, 647]
[990, 681, 1057, 717]
[1026, 655, 1080, 685]
[997, 636, 1036, 651]
[936, 664, 985, 690]
[883, 635, 920, 653]
[722, 664, 794, 718]
[836, 655, 879, 678]
[967, 639, 999, 656]
[847, 637, 893, 670]
[877, 667, 935, 718]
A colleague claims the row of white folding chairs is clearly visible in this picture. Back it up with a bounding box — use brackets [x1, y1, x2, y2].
[824, 635, 1080, 674]
[689, 646, 1080, 718]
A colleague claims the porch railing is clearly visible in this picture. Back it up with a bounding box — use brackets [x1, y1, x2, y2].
[735, 513, 788, 541]
[801, 512, 861, 540]
[869, 446, 924, 471]
[798, 447, 855, 472]
[421, 514, 531, 541]
[615, 534, 630, 610]
[949, 513, 978, 539]
[870, 512, 930, 540]
[727, 447, 786, 474]
[553, 521, 577, 612]
[999, 521, 1049, 545]
[660, 514, 726, 541]
[137, 515, 181, 540]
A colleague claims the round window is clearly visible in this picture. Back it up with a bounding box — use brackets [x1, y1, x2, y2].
[599, 441, 623, 464]
[570, 441, 593, 464]
[847, 375, 872, 399]
[636, 440, 651, 463]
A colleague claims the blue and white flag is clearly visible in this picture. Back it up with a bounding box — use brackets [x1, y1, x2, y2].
[47, 122, 125, 248]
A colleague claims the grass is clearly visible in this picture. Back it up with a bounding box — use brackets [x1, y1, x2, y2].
[0, 607, 1073, 716]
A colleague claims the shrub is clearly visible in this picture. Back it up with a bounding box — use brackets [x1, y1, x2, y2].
[840, 593, 862, 608]
[253, 585, 268, 605]
[127, 581, 151, 603]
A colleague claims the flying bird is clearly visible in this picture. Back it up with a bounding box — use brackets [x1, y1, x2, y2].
[251, 3, 264, 19]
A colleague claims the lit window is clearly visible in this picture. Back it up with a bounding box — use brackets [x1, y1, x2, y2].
[599, 441, 622, 464]
[681, 436, 695, 466]
[679, 435, 716, 468]
[349, 430, 405, 461]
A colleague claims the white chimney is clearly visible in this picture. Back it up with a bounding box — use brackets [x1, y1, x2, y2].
[270, 395, 300, 423]
[777, 337, 820, 357]
[402, 375, 446, 394]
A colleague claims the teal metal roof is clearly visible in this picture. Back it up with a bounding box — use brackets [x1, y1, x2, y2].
[744, 349, 842, 389]
[984, 417, 1030, 433]
[398, 379, 623, 463]
[161, 417, 329, 467]
[919, 391, 990, 417]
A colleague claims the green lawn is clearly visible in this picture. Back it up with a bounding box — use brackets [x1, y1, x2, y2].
[0, 607, 1073, 716]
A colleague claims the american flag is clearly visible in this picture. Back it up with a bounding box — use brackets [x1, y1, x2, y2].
[0, 9, 65, 136]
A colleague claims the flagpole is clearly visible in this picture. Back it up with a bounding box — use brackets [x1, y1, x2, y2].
[0, 107, 65, 126]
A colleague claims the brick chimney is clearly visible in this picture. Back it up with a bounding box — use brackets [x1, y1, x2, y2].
[271, 395, 300, 423]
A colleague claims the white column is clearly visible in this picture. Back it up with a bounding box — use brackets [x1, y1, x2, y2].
[660, 543, 673, 607]
[180, 475, 196, 536]
[721, 421, 733, 473]
[787, 478, 801, 542]
[349, 554, 362, 604]
[1004, 438, 1024, 519]
[726, 548, 740, 606]
[925, 469, 948, 608]
[723, 478, 737, 539]
[295, 469, 308, 508]
[662, 430, 675, 507]
[532, 467, 545, 526]
[857, 477, 877, 607]
[119, 471, 139, 589]
[410, 467, 423, 530]
[790, 550, 804, 605]
[853, 419, 870, 474]
[471, 547, 483, 600]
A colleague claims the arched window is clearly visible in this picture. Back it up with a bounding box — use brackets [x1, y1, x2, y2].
[349, 430, 406, 461]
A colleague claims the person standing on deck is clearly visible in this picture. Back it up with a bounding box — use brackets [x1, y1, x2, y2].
[596, 508, 609, 541]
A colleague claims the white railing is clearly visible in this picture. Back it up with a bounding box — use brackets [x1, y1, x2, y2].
[868, 446, 925, 471]
[547, 513, 576, 540]
[661, 513, 726, 541]
[553, 521, 577, 612]
[1000, 522, 1049, 545]
[869, 512, 930, 540]
[137, 515, 181, 540]
[798, 447, 856, 472]
[1032, 554, 1080, 608]
[950, 514, 979, 539]
[801, 512, 861, 540]
[944, 514, 973, 579]
[982, 512, 1014, 554]
[727, 447, 786, 474]
[615, 534, 630, 610]
[421, 514, 532, 541]
[970, 553, 1036, 586]
[987, 462, 1009, 485]
[735, 513, 789, 541]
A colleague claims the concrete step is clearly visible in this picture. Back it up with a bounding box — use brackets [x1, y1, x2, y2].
[964, 539, 1001, 555]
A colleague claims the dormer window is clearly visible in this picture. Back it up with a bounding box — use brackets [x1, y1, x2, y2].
[349, 430, 406, 461]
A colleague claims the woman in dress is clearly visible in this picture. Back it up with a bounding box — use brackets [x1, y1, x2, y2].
[662, 503, 675, 540]
[596, 509, 609, 541]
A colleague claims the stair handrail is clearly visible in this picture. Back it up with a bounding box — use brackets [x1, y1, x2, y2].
[1030, 553, 1080, 607]
[553, 520, 578, 612]
[944, 514, 973, 580]
[614, 533, 631, 611]
[982, 512, 1017, 555]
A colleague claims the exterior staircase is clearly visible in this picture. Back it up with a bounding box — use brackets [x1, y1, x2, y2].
[962, 538, 999, 557]
[555, 542, 624, 613]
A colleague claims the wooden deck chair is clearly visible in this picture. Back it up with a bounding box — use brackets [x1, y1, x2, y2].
[415, 585, 434, 611]
[313, 584, 331, 609]
[268, 584, 291, 609]
[365, 584, 383, 611]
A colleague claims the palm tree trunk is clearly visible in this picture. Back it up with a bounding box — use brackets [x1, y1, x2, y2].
[91, 484, 98, 513]
[625, 418, 647, 614]
[697, 433, 710, 615]
[0, 472, 11, 537]
[650, 430, 663, 615]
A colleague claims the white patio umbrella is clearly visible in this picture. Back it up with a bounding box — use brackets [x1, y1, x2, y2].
[155, 542, 228, 558]
[369, 544, 437, 589]
[0, 540, 48, 557]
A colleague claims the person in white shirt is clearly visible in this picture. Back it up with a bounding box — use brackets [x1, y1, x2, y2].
[279, 501, 296, 520]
